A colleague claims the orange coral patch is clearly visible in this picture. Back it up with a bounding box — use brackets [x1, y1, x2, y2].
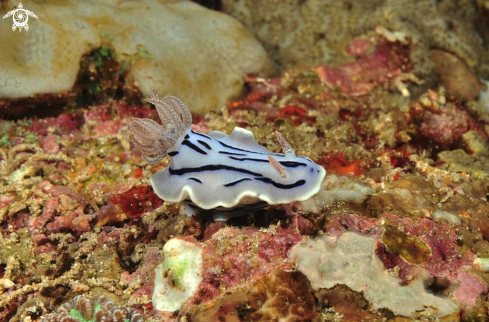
[318, 152, 363, 176]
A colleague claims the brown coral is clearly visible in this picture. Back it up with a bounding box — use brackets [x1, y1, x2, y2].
[39, 295, 143, 322]
[248, 270, 315, 322]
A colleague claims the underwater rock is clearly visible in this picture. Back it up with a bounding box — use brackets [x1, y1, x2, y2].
[120, 247, 162, 306]
[311, 213, 485, 317]
[2, 15, 489, 318]
[454, 272, 486, 307]
[109, 186, 162, 218]
[301, 174, 373, 213]
[290, 231, 459, 318]
[0, 0, 270, 114]
[383, 215, 476, 282]
[463, 130, 489, 156]
[314, 32, 419, 97]
[188, 270, 316, 322]
[142, 225, 302, 315]
[431, 49, 486, 101]
[223, 0, 489, 90]
[438, 149, 489, 180]
[324, 213, 383, 237]
[479, 79, 489, 117]
[410, 89, 482, 150]
[432, 209, 461, 225]
[248, 270, 315, 321]
[188, 284, 250, 322]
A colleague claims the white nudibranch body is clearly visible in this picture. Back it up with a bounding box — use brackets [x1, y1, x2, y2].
[129, 91, 326, 220]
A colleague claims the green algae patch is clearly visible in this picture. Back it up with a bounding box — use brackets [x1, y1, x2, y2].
[0, 134, 12, 147]
[153, 238, 203, 312]
[23, 131, 38, 144]
[163, 253, 192, 291]
[382, 225, 431, 265]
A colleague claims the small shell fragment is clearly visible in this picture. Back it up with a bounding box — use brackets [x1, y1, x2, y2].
[474, 258, 489, 272]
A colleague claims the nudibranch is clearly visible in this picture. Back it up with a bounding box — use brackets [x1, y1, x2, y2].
[128, 90, 326, 220]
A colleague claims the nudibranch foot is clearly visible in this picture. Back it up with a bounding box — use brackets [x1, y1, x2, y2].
[128, 92, 326, 220]
[185, 200, 268, 221]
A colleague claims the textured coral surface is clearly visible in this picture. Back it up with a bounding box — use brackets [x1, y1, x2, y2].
[0, 0, 269, 116]
[222, 0, 489, 91]
[1, 5, 489, 322]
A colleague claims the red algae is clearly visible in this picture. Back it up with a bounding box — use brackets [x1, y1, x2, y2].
[197, 226, 302, 301]
[397, 216, 476, 282]
[315, 33, 415, 97]
[317, 152, 363, 176]
[454, 272, 486, 307]
[109, 186, 163, 218]
[324, 213, 383, 237]
[275, 106, 316, 126]
[410, 89, 486, 150]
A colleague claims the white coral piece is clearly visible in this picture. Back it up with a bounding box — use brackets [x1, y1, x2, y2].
[128, 91, 192, 163]
[153, 238, 203, 312]
[290, 232, 459, 318]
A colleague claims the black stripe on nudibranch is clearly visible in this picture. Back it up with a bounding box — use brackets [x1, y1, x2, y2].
[255, 177, 306, 189]
[191, 131, 211, 140]
[224, 178, 252, 187]
[182, 140, 207, 155]
[169, 164, 263, 177]
[217, 141, 266, 155]
[187, 177, 202, 183]
[168, 151, 179, 157]
[229, 156, 269, 163]
[185, 134, 190, 139]
[279, 161, 307, 167]
[197, 140, 212, 150]
[219, 151, 247, 156]
[218, 140, 282, 156]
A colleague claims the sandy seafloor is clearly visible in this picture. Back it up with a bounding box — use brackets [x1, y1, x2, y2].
[1, 1, 489, 322]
